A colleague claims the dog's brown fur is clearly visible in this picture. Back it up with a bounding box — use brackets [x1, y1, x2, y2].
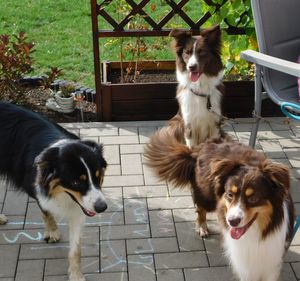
[144, 129, 294, 238]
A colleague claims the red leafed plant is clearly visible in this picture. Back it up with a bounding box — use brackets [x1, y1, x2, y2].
[0, 32, 35, 102]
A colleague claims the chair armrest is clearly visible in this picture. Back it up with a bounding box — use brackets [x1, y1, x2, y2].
[241, 50, 300, 77]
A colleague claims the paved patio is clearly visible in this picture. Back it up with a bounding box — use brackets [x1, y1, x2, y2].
[0, 118, 300, 281]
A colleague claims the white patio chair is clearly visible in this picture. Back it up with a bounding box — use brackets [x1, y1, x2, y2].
[240, 0, 300, 148]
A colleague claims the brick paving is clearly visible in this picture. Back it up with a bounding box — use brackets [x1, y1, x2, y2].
[0, 118, 300, 281]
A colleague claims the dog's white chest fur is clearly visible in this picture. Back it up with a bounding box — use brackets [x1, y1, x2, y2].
[223, 203, 289, 281]
[176, 70, 223, 146]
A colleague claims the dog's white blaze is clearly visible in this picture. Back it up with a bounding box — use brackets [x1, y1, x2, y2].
[80, 157, 106, 211]
[226, 202, 244, 226]
[223, 202, 289, 281]
[186, 42, 198, 70]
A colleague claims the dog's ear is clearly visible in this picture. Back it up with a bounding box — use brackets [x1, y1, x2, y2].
[170, 29, 192, 53]
[35, 147, 59, 190]
[81, 140, 104, 154]
[262, 160, 290, 192]
[209, 158, 241, 198]
[169, 29, 192, 39]
[35, 147, 59, 169]
[81, 140, 107, 168]
[200, 25, 221, 52]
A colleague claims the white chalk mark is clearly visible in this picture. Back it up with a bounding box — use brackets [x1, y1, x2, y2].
[3, 231, 43, 243]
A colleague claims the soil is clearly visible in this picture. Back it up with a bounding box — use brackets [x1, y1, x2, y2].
[3, 87, 97, 123]
[109, 69, 177, 83]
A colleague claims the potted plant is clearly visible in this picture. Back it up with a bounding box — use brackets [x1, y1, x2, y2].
[54, 82, 76, 113]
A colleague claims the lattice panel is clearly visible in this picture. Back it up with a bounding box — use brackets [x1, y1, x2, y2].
[93, 0, 248, 37]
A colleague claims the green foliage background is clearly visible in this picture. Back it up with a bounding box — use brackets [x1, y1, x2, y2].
[0, 0, 257, 87]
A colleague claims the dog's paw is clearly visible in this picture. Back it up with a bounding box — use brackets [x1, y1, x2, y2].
[69, 271, 86, 281]
[0, 214, 8, 225]
[197, 223, 209, 238]
[44, 229, 61, 243]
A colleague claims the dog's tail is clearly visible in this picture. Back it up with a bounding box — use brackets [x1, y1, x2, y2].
[144, 128, 196, 187]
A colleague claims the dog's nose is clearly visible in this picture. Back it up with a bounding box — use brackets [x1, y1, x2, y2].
[228, 217, 241, 227]
[189, 64, 198, 72]
[94, 199, 107, 213]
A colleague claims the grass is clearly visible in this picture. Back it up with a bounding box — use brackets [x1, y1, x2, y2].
[1, 0, 96, 87]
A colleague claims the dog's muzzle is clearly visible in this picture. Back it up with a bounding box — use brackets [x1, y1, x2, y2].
[94, 198, 107, 213]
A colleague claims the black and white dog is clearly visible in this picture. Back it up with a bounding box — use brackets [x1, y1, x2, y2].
[0, 102, 107, 281]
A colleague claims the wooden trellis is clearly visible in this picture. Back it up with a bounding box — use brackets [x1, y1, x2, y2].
[90, 0, 249, 120]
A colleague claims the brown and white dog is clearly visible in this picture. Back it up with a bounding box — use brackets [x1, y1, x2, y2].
[144, 130, 294, 280]
[168, 25, 224, 147]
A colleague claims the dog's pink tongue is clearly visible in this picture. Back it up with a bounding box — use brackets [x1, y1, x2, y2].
[230, 226, 247, 240]
[190, 72, 200, 82]
[86, 209, 96, 217]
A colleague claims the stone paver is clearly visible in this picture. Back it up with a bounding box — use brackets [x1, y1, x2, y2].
[15, 260, 44, 281]
[0, 245, 19, 278]
[123, 185, 168, 199]
[101, 240, 127, 272]
[0, 120, 299, 281]
[155, 251, 208, 269]
[156, 269, 184, 281]
[149, 210, 176, 238]
[121, 154, 143, 175]
[126, 237, 178, 255]
[128, 254, 155, 281]
[175, 222, 205, 251]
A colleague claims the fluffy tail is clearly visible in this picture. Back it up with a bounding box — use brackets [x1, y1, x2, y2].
[144, 128, 196, 187]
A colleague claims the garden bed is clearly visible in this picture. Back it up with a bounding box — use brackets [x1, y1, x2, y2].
[96, 60, 282, 121]
[1, 85, 97, 123]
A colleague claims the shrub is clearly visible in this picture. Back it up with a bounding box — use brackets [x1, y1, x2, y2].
[0, 32, 35, 102]
[42, 67, 63, 89]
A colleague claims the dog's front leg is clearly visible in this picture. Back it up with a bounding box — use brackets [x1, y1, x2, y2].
[0, 214, 8, 225]
[191, 188, 209, 237]
[42, 211, 60, 243]
[184, 123, 194, 148]
[196, 206, 209, 237]
[68, 213, 86, 281]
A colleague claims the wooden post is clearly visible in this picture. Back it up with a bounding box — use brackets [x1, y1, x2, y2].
[90, 0, 102, 121]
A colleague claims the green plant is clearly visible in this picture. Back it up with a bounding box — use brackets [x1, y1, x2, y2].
[43, 67, 63, 89]
[213, 0, 257, 79]
[59, 82, 76, 98]
[0, 32, 35, 102]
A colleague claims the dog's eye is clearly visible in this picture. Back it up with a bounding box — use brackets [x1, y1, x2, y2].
[226, 192, 234, 201]
[72, 180, 81, 187]
[183, 50, 192, 55]
[248, 195, 259, 204]
[71, 180, 86, 190]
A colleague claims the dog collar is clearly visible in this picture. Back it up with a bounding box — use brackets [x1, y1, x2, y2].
[189, 88, 212, 110]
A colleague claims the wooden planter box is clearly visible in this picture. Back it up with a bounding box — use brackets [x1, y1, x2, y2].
[96, 61, 282, 121]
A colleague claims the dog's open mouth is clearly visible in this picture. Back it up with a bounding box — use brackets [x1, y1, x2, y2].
[230, 213, 258, 240]
[65, 192, 97, 217]
[189, 71, 202, 82]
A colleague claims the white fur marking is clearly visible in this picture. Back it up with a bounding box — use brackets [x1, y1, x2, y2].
[187, 42, 198, 70]
[80, 157, 106, 211]
[226, 202, 244, 227]
[223, 202, 289, 281]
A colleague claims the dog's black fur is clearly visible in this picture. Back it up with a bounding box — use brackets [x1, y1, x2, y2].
[0, 102, 107, 281]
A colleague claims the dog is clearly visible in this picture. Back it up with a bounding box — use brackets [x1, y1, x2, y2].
[144, 130, 294, 280]
[0, 102, 108, 281]
[168, 25, 224, 147]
